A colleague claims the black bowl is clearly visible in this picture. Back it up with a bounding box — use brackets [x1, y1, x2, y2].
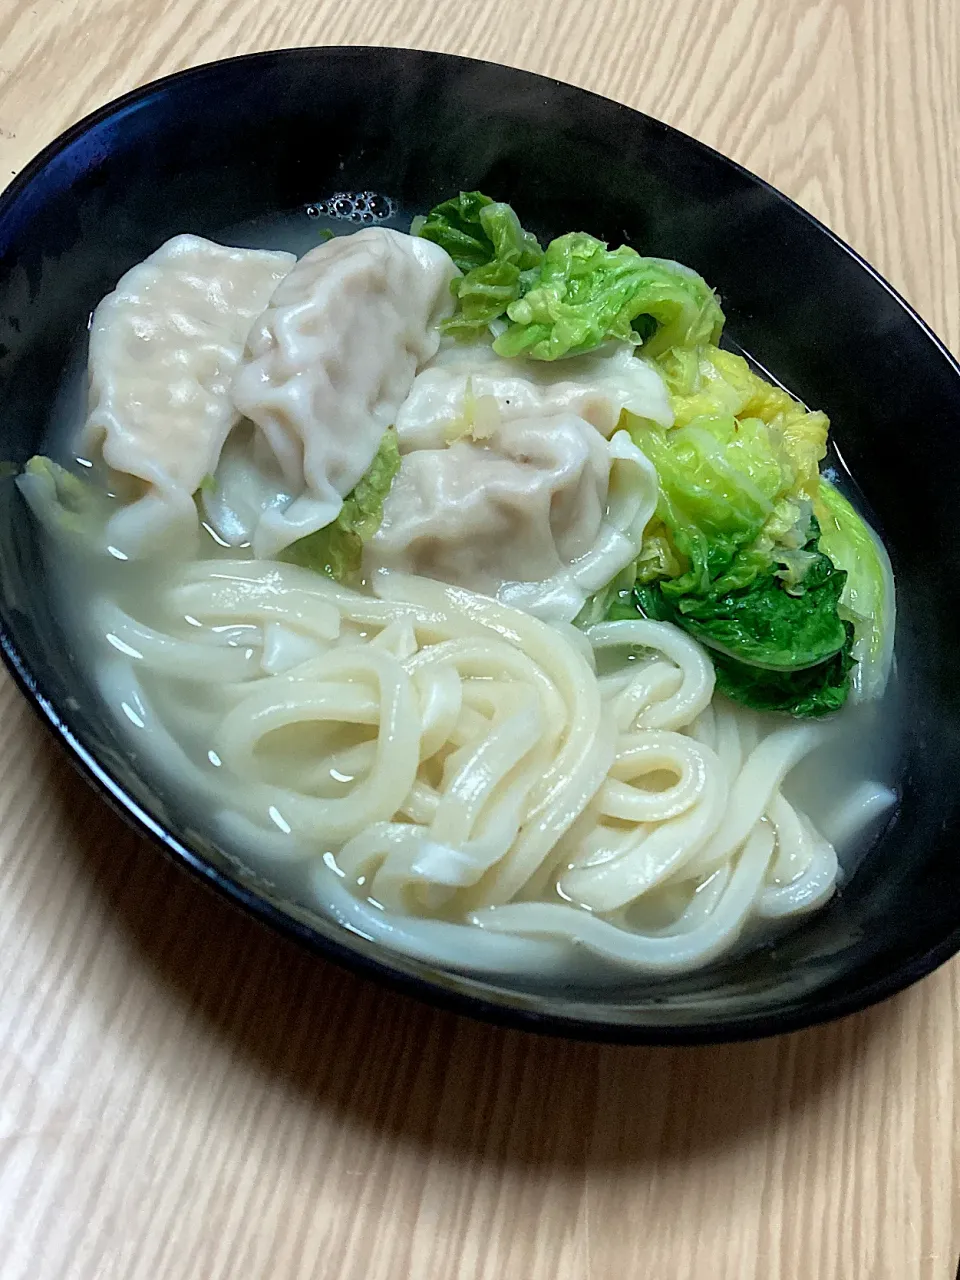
[0, 47, 957, 1044]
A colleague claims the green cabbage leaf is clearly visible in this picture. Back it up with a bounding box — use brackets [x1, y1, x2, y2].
[493, 232, 723, 362]
[415, 191, 543, 341]
[816, 479, 895, 701]
[17, 456, 111, 545]
[604, 353, 856, 717]
[280, 430, 400, 582]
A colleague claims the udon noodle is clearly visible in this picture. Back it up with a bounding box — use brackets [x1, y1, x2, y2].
[89, 557, 846, 974]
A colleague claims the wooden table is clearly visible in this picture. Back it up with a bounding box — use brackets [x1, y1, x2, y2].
[0, 2, 956, 1276]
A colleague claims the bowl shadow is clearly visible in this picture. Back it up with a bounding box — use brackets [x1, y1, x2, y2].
[35, 721, 902, 1175]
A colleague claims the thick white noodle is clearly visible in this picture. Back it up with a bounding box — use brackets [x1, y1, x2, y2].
[88, 559, 847, 976]
[468, 822, 776, 972]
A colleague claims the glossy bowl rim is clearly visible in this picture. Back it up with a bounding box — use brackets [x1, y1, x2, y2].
[2, 44, 959, 1046]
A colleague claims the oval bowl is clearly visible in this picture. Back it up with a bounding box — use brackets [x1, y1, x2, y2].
[0, 46, 958, 1044]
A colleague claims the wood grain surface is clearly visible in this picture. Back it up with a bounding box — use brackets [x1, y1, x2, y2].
[0, 2, 956, 1277]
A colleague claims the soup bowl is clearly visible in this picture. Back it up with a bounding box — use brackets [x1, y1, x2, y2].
[0, 46, 958, 1044]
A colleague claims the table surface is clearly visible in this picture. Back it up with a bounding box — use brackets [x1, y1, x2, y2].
[0, 1, 957, 1277]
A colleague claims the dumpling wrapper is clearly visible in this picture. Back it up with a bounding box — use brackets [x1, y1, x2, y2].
[232, 226, 458, 558]
[200, 424, 293, 548]
[394, 339, 674, 452]
[366, 413, 659, 623]
[81, 234, 296, 555]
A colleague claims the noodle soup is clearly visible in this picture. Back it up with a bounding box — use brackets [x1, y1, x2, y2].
[21, 195, 900, 980]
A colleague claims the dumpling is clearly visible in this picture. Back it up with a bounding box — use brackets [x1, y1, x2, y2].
[82, 234, 296, 554]
[200, 423, 293, 548]
[367, 413, 658, 622]
[231, 227, 458, 558]
[394, 339, 674, 452]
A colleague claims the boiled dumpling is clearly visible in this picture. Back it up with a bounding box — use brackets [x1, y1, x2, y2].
[232, 227, 458, 558]
[394, 339, 673, 452]
[367, 413, 658, 622]
[82, 234, 296, 554]
[200, 423, 293, 548]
